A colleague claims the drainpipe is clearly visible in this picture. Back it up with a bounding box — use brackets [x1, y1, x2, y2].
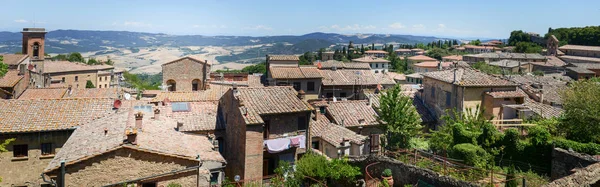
[40, 174, 57, 187]
[60, 159, 66, 187]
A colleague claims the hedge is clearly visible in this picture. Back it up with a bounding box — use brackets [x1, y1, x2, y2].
[450, 143, 491, 168]
[553, 138, 600, 155]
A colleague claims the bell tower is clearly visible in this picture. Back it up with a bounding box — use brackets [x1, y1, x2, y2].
[21, 28, 47, 61]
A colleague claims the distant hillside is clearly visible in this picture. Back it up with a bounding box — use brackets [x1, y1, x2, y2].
[215, 39, 335, 63]
[0, 30, 451, 54]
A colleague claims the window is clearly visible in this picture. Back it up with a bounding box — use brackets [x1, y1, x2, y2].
[326, 93, 333, 98]
[312, 141, 320, 149]
[61, 77, 65, 83]
[340, 92, 347, 98]
[13, 144, 28, 157]
[445, 91, 451, 107]
[293, 82, 301, 91]
[298, 116, 307, 131]
[431, 87, 435, 98]
[210, 172, 220, 185]
[263, 120, 270, 139]
[41, 143, 53, 155]
[99, 85, 102, 88]
[105, 84, 107, 88]
[192, 79, 200, 91]
[504, 98, 510, 101]
[166, 79, 176, 91]
[75, 76, 79, 82]
[172, 102, 190, 112]
[319, 106, 326, 114]
[375, 63, 379, 68]
[307, 82, 315, 91]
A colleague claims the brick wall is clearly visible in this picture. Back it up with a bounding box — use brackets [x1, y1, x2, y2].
[163, 58, 209, 92]
[550, 148, 599, 180]
[47, 148, 201, 186]
[49, 70, 100, 89]
[261, 112, 308, 139]
[0, 130, 72, 186]
[221, 90, 249, 181]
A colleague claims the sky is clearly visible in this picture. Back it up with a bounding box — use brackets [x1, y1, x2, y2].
[1, 0, 599, 39]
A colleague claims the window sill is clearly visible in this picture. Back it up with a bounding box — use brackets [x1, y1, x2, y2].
[11, 157, 28, 161]
[40, 154, 55, 159]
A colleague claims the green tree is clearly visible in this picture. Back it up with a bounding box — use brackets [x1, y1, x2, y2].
[68, 52, 85, 63]
[292, 152, 361, 185]
[85, 80, 96, 88]
[0, 56, 7, 77]
[505, 165, 518, 187]
[561, 79, 600, 143]
[360, 44, 365, 54]
[52, 54, 68, 61]
[508, 30, 532, 46]
[299, 52, 315, 65]
[470, 39, 481, 46]
[471, 62, 502, 75]
[514, 42, 543, 53]
[0, 138, 15, 182]
[241, 62, 266, 74]
[87, 58, 99, 65]
[425, 48, 450, 61]
[317, 48, 325, 61]
[166, 183, 182, 187]
[372, 43, 375, 50]
[376, 84, 423, 149]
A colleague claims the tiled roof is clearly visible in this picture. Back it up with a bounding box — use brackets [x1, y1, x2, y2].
[422, 68, 519, 87]
[161, 56, 211, 66]
[531, 56, 566, 67]
[315, 60, 371, 70]
[0, 98, 116, 133]
[44, 109, 224, 173]
[269, 66, 323, 79]
[18, 88, 67, 100]
[405, 73, 423, 79]
[320, 69, 396, 86]
[209, 75, 264, 88]
[408, 55, 437, 61]
[351, 56, 390, 63]
[152, 86, 229, 102]
[571, 63, 600, 70]
[488, 60, 530, 68]
[559, 55, 600, 63]
[486, 91, 526, 98]
[395, 49, 411, 52]
[0, 70, 24, 87]
[66, 88, 119, 98]
[365, 50, 388, 54]
[464, 53, 546, 60]
[268, 55, 299, 61]
[510, 75, 568, 105]
[559, 45, 600, 52]
[386, 72, 406, 81]
[442, 55, 463, 61]
[365, 91, 435, 123]
[518, 89, 563, 118]
[44, 61, 114, 74]
[236, 87, 313, 125]
[325, 100, 379, 127]
[566, 66, 595, 74]
[311, 114, 366, 145]
[161, 101, 221, 132]
[411, 48, 425, 52]
[0, 54, 28, 65]
[464, 45, 500, 50]
[413, 61, 452, 68]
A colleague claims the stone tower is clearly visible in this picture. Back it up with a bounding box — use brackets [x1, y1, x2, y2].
[21, 28, 47, 61]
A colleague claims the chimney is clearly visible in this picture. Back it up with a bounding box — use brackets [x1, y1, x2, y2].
[297, 89, 306, 100]
[135, 112, 143, 130]
[232, 82, 239, 96]
[125, 128, 137, 145]
[67, 85, 73, 96]
[437, 61, 443, 70]
[453, 68, 458, 83]
[203, 60, 208, 90]
[367, 95, 373, 106]
[153, 108, 160, 120]
[176, 121, 183, 131]
[539, 90, 544, 104]
[518, 61, 522, 73]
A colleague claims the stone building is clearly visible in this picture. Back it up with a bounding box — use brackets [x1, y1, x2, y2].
[43, 109, 226, 186]
[394, 49, 412, 56]
[321, 51, 335, 61]
[310, 114, 368, 159]
[351, 56, 390, 73]
[547, 35, 560, 56]
[407, 55, 437, 64]
[268, 66, 323, 100]
[30, 61, 114, 89]
[488, 60, 533, 73]
[0, 54, 31, 99]
[421, 68, 520, 120]
[162, 56, 211, 92]
[219, 86, 312, 185]
[364, 50, 388, 58]
[463, 45, 499, 54]
[442, 55, 463, 62]
[319, 68, 395, 99]
[265, 55, 300, 79]
[411, 61, 452, 73]
[463, 53, 547, 63]
[0, 98, 116, 186]
[21, 28, 46, 61]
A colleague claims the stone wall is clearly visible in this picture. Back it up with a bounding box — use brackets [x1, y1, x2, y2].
[162, 57, 209, 91]
[544, 162, 600, 187]
[349, 155, 479, 187]
[550, 148, 599, 180]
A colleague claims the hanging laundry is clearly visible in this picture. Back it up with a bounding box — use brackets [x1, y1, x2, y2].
[264, 138, 291, 153]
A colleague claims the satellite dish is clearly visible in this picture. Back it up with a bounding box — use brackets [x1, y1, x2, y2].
[234, 175, 240, 182]
[113, 100, 122, 109]
[124, 93, 131, 100]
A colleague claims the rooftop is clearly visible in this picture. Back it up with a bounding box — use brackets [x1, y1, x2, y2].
[486, 91, 526, 99]
[161, 56, 211, 66]
[18, 88, 67, 100]
[364, 50, 389, 54]
[559, 55, 600, 63]
[0, 98, 116, 133]
[463, 45, 500, 50]
[422, 68, 519, 87]
[66, 88, 120, 99]
[43, 61, 113, 74]
[269, 66, 322, 79]
[324, 100, 379, 127]
[162, 101, 222, 132]
[413, 61, 452, 68]
[320, 69, 396, 86]
[408, 55, 436, 61]
[236, 87, 313, 125]
[0, 70, 24, 88]
[559, 45, 600, 52]
[268, 55, 299, 61]
[442, 55, 463, 61]
[44, 109, 225, 173]
[310, 114, 366, 146]
[315, 60, 371, 70]
[488, 60, 530, 68]
[510, 75, 568, 105]
[386, 72, 406, 81]
[570, 63, 600, 70]
[0, 54, 28, 65]
[365, 91, 436, 124]
[566, 66, 595, 74]
[351, 56, 390, 63]
[395, 49, 411, 52]
[531, 56, 566, 67]
[464, 53, 546, 60]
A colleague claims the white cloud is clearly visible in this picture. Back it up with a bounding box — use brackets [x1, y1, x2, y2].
[318, 24, 377, 32]
[388, 22, 406, 29]
[412, 24, 426, 29]
[14, 19, 28, 23]
[438, 24, 446, 28]
[243, 25, 272, 30]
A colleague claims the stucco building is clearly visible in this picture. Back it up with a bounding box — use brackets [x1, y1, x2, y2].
[488, 60, 533, 73]
[351, 56, 390, 73]
[162, 56, 211, 92]
[463, 53, 547, 63]
[364, 50, 388, 58]
[321, 51, 335, 61]
[319, 68, 395, 100]
[268, 66, 323, 100]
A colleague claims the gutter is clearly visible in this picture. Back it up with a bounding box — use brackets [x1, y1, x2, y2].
[101, 165, 226, 187]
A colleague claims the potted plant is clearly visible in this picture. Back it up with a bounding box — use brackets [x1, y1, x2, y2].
[381, 168, 393, 186]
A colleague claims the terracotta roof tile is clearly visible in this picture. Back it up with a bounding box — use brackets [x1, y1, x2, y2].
[0, 54, 28, 65]
[531, 56, 566, 67]
[486, 91, 526, 98]
[320, 69, 396, 86]
[394, 49, 411, 52]
[464, 53, 546, 60]
[559, 45, 600, 52]
[236, 87, 313, 124]
[315, 60, 371, 70]
[310, 114, 366, 145]
[408, 55, 437, 61]
[413, 61, 452, 68]
[510, 75, 568, 105]
[152, 85, 230, 102]
[0, 70, 24, 87]
[325, 100, 378, 127]
[45, 109, 224, 172]
[0, 98, 116, 133]
[161, 56, 211, 66]
[268, 55, 299, 61]
[559, 55, 600, 63]
[18, 88, 67, 100]
[44, 61, 113, 74]
[566, 66, 595, 74]
[422, 68, 519, 87]
[488, 60, 530, 68]
[269, 66, 322, 79]
[442, 55, 463, 61]
[162, 101, 222, 132]
[365, 50, 388, 54]
[66, 88, 119, 98]
[352, 56, 390, 63]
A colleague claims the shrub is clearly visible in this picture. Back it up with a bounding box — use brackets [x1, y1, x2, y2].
[382, 169, 392, 177]
[528, 126, 551, 146]
[505, 165, 518, 187]
[450, 143, 491, 168]
[166, 183, 182, 187]
[452, 124, 480, 145]
[553, 138, 600, 155]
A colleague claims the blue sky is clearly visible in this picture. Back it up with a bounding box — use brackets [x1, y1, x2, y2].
[1, 0, 598, 38]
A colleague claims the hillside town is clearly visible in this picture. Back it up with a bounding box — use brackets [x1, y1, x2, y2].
[0, 26, 599, 187]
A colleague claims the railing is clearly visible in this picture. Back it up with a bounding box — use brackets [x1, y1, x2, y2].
[489, 119, 536, 135]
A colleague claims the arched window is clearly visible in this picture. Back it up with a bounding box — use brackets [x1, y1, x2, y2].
[167, 80, 176, 91]
[33, 42, 40, 59]
[192, 79, 200, 91]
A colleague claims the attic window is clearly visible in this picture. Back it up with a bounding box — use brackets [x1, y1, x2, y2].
[172, 102, 190, 112]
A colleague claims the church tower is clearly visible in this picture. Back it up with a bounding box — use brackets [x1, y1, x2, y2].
[21, 28, 47, 61]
